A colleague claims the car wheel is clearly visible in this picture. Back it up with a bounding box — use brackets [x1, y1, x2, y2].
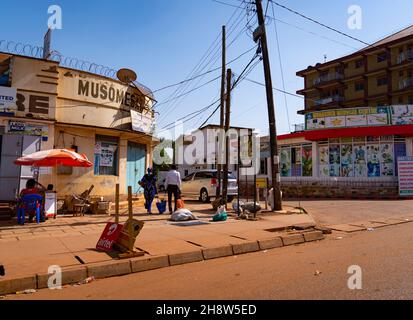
[200, 189, 210, 203]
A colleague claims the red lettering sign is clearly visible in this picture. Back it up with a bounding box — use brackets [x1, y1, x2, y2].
[96, 223, 123, 251]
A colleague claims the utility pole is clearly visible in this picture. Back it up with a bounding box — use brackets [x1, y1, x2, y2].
[217, 25, 226, 199]
[222, 68, 232, 205]
[254, 0, 282, 211]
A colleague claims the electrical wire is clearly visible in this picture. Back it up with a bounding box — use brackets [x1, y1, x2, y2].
[269, 0, 371, 46]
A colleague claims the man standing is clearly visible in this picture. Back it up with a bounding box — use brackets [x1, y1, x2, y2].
[164, 165, 181, 213]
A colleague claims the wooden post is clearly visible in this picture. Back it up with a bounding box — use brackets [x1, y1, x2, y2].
[222, 68, 232, 207]
[115, 184, 120, 224]
[127, 186, 133, 252]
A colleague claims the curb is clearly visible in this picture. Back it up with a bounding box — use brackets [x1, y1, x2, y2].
[0, 230, 325, 295]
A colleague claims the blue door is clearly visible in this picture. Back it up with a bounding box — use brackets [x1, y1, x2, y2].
[127, 142, 146, 194]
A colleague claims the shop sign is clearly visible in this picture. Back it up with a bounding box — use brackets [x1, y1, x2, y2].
[96, 223, 124, 252]
[131, 109, 154, 134]
[306, 107, 390, 130]
[7, 121, 48, 138]
[0, 87, 17, 112]
[391, 105, 413, 125]
[398, 156, 413, 197]
[256, 178, 268, 188]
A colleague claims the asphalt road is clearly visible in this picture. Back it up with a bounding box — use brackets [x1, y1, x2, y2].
[6, 222, 413, 300]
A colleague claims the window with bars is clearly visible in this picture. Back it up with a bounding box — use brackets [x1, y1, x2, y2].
[94, 135, 119, 176]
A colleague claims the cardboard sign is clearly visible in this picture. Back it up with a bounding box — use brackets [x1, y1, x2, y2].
[114, 219, 144, 253]
[256, 178, 268, 188]
[96, 223, 124, 251]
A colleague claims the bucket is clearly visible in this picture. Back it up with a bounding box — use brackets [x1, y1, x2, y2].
[156, 200, 167, 214]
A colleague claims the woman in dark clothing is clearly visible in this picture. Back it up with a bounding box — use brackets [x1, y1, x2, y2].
[139, 168, 157, 214]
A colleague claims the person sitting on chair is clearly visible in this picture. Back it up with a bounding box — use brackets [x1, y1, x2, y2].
[19, 179, 46, 223]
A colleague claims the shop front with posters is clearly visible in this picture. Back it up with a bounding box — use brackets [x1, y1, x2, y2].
[277, 105, 413, 199]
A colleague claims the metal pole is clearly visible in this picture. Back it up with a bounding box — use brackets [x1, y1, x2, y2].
[255, 0, 282, 211]
[115, 184, 119, 224]
[217, 25, 226, 199]
[127, 186, 133, 252]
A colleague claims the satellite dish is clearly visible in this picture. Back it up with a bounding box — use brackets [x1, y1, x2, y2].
[116, 68, 137, 84]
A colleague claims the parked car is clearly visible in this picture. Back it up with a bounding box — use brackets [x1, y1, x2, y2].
[180, 170, 238, 203]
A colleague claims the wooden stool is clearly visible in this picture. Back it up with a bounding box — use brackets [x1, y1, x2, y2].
[73, 204, 85, 217]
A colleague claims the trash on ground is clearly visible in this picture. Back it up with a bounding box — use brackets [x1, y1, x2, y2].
[16, 289, 36, 295]
[367, 227, 375, 232]
[212, 205, 228, 222]
[314, 270, 322, 276]
[335, 236, 343, 240]
[171, 209, 197, 221]
[77, 276, 95, 285]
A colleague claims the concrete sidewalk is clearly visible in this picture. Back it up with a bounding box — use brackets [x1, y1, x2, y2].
[0, 202, 321, 295]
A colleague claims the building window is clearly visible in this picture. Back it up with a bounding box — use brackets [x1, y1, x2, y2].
[94, 135, 119, 176]
[377, 77, 388, 86]
[355, 59, 364, 69]
[355, 82, 364, 92]
[260, 159, 267, 175]
[377, 52, 388, 63]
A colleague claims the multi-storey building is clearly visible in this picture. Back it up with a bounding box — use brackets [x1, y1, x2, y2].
[267, 26, 413, 199]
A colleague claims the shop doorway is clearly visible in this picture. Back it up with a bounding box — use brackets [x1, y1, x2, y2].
[0, 134, 41, 201]
[126, 142, 146, 194]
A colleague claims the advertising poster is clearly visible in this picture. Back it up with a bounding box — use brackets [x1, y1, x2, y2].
[319, 165, 330, 178]
[302, 145, 313, 177]
[340, 144, 353, 165]
[131, 109, 154, 134]
[100, 146, 116, 167]
[319, 146, 329, 165]
[330, 164, 340, 177]
[354, 145, 366, 164]
[367, 113, 389, 126]
[280, 148, 291, 177]
[354, 164, 367, 177]
[368, 162, 380, 177]
[341, 164, 354, 177]
[367, 144, 380, 164]
[0, 87, 17, 112]
[392, 105, 413, 125]
[398, 156, 413, 196]
[8, 121, 48, 138]
[329, 146, 340, 165]
[346, 114, 367, 127]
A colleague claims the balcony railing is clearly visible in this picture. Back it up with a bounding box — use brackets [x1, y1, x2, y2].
[399, 78, 413, 90]
[313, 72, 344, 86]
[315, 95, 344, 106]
[397, 51, 413, 64]
[293, 123, 305, 132]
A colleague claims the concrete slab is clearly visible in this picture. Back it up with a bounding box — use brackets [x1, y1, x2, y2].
[232, 241, 260, 255]
[281, 234, 305, 246]
[258, 237, 283, 250]
[202, 246, 234, 260]
[130, 255, 170, 273]
[169, 250, 204, 266]
[329, 224, 367, 233]
[87, 260, 132, 279]
[37, 266, 88, 289]
[303, 231, 325, 242]
[0, 275, 37, 295]
[349, 221, 388, 229]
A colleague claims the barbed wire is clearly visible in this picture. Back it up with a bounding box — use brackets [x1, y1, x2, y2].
[0, 39, 154, 98]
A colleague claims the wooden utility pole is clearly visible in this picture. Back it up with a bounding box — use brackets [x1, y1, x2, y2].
[217, 25, 226, 198]
[255, 0, 282, 211]
[222, 68, 232, 205]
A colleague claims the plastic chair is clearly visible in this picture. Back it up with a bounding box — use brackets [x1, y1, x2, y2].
[17, 194, 43, 225]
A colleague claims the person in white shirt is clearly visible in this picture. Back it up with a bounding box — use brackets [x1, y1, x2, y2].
[164, 165, 182, 213]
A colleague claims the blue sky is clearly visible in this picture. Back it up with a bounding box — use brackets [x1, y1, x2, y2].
[2, 0, 413, 136]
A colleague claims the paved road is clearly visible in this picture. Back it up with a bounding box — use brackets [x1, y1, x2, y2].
[285, 199, 413, 226]
[7, 222, 413, 300]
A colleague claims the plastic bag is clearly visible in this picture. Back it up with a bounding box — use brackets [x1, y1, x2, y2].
[212, 205, 227, 222]
[171, 208, 197, 221]
[176, 199, 185, 209]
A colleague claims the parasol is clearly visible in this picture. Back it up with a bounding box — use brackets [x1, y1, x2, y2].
[14, 149, 93, 168]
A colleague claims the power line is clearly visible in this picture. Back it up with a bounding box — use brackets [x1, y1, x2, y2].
[152, 45, 258, 95]
[269, 0, 371, 46]
[270, 1, 290, 129]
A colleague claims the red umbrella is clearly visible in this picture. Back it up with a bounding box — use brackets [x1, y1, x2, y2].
[14, 149, 93, 167]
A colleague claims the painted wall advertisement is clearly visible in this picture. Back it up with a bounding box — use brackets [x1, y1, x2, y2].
[306, 107, 390, 130]
[7, 121, 48, 139]
[0, 86, 17, 112]
[398, 156, 413, 197]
